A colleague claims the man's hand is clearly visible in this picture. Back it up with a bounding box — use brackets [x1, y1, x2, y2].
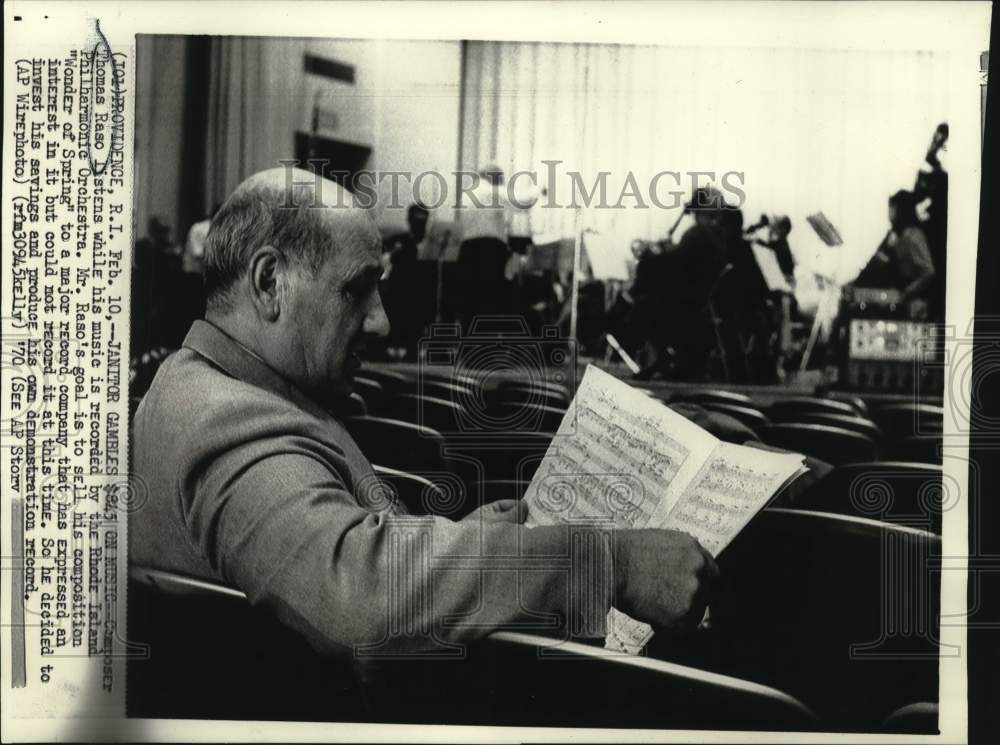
[462, 499, 528, 525]
[614, 530, 719, 632]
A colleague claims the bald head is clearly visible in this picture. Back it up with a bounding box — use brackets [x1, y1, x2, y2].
[201, 167, 389, 405]
[204, 167, 374, 311]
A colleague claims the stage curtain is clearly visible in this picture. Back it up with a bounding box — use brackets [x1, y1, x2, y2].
[460, 42, 950, 288]
[203, 37, 307, 212]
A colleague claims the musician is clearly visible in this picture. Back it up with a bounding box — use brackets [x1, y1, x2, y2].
[758, 216, 795, 284]
[632, 188, 728, 380]
[749, 215, 797, 376]
[456, 165, 515, 330]
[382, 202, 430, 359]
[861, 190, 936, 320]
[914, 123, 948, 321]
[716, 208, 775, 383]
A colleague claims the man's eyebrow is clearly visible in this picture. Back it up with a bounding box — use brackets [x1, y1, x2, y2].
[344, 263, 383, 283]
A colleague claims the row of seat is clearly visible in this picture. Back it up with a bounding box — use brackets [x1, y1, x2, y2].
[345, 369, 948, 531]
[667, 388, 944, 465]
[129, 357, 948, 532]
[356, 368, 944, 467]
[127, 506, 941, 731]
[125, 361, 942, 729]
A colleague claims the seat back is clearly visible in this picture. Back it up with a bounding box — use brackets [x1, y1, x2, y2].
[769, 396, 859, 419]
[757, 423, 878, 465]
[872, 403, 944, 442]
[494, 378, 570, 403]
[456, 431, 554, 484]
[706, 509, 941, 727]
[372, 464, 460, 517]
[127, 567, 362, 721]
[488, 401, 567, 434]
[699, 402, 771, 431]
[357, 367, 416, 395]
[383, 393, 467, 435]
[800, 461, 944, 532]
[418, 378, 477, 404]
[670, 388, 755, 407]
[824, 391, 870, 416]
[495, 377, 570, 398]
[330, 391, 367, 418]
[882, 701, 939, 733]
[351, 376, 389, 414]
[343, 416, 450, 476]
[482, 631, 817, 730]
[421, 367, 483, 391]
[492, 384, 570, 410]
[890, 435, 943, 464]
[772, 411, 883, 442]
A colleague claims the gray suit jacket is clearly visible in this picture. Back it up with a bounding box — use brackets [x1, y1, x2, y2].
[131, 321, 611, 653]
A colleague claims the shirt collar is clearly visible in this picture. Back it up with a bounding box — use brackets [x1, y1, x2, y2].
[182, 319, 334, 422]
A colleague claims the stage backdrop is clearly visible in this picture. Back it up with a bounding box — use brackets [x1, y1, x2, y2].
[459, 40, 952, 292]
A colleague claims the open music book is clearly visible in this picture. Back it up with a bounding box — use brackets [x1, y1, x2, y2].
[523, 365, 807, 654]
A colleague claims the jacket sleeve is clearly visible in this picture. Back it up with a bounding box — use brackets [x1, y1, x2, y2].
[179, 421, 615, 655]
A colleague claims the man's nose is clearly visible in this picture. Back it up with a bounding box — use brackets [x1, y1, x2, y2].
[364, 292, 391, 338]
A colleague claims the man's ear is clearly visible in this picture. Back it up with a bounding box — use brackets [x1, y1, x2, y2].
[247, 246, 285, 322]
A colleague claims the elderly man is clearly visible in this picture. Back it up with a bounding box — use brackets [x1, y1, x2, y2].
[131, 168, 718, 656]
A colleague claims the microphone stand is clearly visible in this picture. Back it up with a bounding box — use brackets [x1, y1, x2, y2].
[434, 230, 451, 325]
[661, 207, 687, 247]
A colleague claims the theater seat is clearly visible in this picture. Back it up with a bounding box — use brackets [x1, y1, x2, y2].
[757, 423, 877, 465]
[357, 367, 416, 396]
[493, 380, 571, 409]
[487, 401, 568, 433]
[382, 393, 466, 435]
[654, 508, 941, 729]
[127, 567, 364, 721]
[343, 416, 451, 478]
[769, 396, 859, 420]
[771, 411, 883, 442]
[351, 376, 390, 414]
[699, 402, 771, 431]
[795, 461, 944, 533]
[823, 391, 870, 416]
[483, 630, 818, 730]
[418, 378, 477, 404]
[890, 435, 943, 464]
[454, 431, 554, 484]
[495, 378, 571, 400]
[371, 464, 457, 517]
[328, 392, 367, 418]
[421, 368, 482, 391]
[872, 403, 944, 443]
[669, 389, 756, 408]
[882, 701, 939, 734]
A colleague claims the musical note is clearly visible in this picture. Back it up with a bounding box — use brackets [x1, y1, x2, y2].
[524, 366, 718, 530]
[666, 443, 805, 557]
[522, 365, 806, 654]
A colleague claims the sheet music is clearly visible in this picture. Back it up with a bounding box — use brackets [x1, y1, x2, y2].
[605, 607, 656, 654]
[806, 211, 844, 247]
[666, 443, 805, 557]
[583, 233, 632, 282]
[522, 365, 806, 655]
[523, 365, 719, 654]
[523, 366, 718, 529]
